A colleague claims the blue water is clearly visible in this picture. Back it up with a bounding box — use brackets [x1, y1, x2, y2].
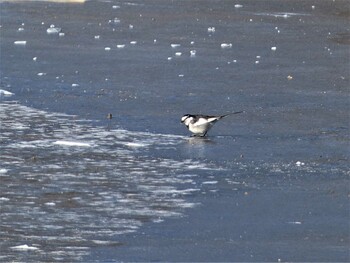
[0, 0, 349, 262]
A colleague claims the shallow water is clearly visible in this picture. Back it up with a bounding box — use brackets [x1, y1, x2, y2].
[0, 101, 222, 261]
[0, 0, 349, 262]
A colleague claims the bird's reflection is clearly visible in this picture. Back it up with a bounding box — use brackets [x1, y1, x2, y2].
[186, 136, 216, 145]
[184, 136, 216, 159]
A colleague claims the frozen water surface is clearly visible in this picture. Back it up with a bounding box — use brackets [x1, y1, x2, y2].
[0, 0, 349, 262]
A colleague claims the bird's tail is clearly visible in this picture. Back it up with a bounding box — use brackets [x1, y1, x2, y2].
[220, 111, 244, 118]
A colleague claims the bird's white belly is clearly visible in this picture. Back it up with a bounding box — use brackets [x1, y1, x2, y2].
[188, 123, 213, 135]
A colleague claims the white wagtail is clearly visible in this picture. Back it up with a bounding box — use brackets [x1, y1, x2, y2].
[181, 112, 243, 137]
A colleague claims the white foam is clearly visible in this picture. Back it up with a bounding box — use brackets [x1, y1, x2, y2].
[202, 181, 218, 185]
[92, 240, 118, 245]
[45, 202, 56, 206]
[255, 12, 309, 18]
[10, 245, 39, 251]
[125, 142, 148, 148]
[0, 197, 10, 201]
[53, 141, 91, 147]
[0, 168, 8, 173]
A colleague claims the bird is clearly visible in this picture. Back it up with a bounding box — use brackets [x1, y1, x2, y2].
[181, 111, 243, 137]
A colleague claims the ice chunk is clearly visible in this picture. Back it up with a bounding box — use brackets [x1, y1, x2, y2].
[94, 35, 100, 39]
[116, 44, 125, 48]
[171, 43, 180, 48]
[105, 47, 111, 51]
[207, 27, 215, 33]
[130, 41, 137, 45]
[33, 57, 38, 61]
[47, 25, 61, 34]
[0, 89, 14, 96]
[190, 50, 196, 57]
[14, 40, 27, 45]
[72, 83, 79, 87]
[271, 46, 277, 51]
[287, 221, 302, 224]
[17, 27, 24, 32]
[109, 17, 120, 24]
[221, 43, 232, 48]
[295, 161, 305, 166]
[234, 4, 243, 8]
[37, 72, 47, 76]
[175, 52, 182, 56]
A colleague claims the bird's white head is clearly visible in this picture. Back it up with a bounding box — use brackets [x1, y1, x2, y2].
[181, 114, 193, 126]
